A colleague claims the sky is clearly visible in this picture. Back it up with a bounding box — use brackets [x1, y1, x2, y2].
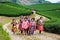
[46, 0, 60, 3]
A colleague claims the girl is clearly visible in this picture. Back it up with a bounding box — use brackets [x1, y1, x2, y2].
[11, 18, 17, 34]
[38, 17, 44, 34]
[26, 16, 31, 35]
[22, 18, 29, 35]
[18, 16, 24, 34]
[30, 18, 36, 35]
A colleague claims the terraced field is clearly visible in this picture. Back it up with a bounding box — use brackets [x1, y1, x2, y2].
[26, 4, 60, 34]
[0, 2, 30, 16]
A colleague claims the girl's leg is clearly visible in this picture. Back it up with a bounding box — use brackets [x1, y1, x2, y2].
[14, 28, 17, 34]
[12, 27, 14, 34]
[27, 27, 30, 35]
[39, 30, 41, 34]
[21, 29, 23, 34]
[28, 28, 30, 35]
[29, 27, 31, 35]
[12, 29, 16, 34]
[27, 28, 29, 35]
[25, 29, 27, 35]
[23, 29, 27, 35]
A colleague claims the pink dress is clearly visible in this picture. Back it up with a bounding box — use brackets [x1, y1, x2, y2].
[30, 21, 36, 31]
[38, 20, 44, 31]
[22, 20, 29, 29]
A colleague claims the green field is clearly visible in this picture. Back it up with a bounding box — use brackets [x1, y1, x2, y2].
[0, 2, 60, 34]
[0, 25, 10, 40]
[0, 2, 31, 16]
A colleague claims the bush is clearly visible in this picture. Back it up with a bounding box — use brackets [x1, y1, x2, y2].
[44, 23, 60, 34]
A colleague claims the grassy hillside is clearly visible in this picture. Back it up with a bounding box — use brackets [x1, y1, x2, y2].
[0, 25, 10, 40]
[0, 2, 60, 34]
[27, 3, 60, 11]
[27, 4, 60, 22]
[27, 4, 60, 34]
[0, 2, 31, 16]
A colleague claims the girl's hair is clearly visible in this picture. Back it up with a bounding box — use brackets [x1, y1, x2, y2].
[24, 17, 27, 20]
[31, 18, 35, 21]
[12, 18, 15, 21]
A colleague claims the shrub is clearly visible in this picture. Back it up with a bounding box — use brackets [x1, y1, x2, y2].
[44, 22, 60, 34]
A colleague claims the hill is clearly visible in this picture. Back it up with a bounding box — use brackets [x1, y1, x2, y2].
[0, 2, 60, 34]
[0, 2, 30, 16]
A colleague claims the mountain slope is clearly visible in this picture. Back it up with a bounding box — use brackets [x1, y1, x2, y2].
[16, 0, 45, 5]
[0, 2, 30, 16]
[0, 0, 45, 5]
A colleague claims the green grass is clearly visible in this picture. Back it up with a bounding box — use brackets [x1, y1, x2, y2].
[27, 3, 60, 11]
[0, 25, 10, 40]
[0, 2, 31, 16]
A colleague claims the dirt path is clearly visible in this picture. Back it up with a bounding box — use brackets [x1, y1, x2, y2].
[43, 32, 60, 40]
[3, 23, 24, 40]
[3, 22, 59, 40]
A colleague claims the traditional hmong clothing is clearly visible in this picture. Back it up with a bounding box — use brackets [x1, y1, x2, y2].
[22, 20, 29, 29]
[11, 22, 17, 33]
[26, 18, 30, 34]
[18, 18, 23, 33]
[18, 18, 23, 30]
[22, 20, 29, 35]
[30, 21, 36, 35]
[38, 19, 44, 32]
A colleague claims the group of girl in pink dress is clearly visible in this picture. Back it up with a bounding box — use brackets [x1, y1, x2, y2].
[11, 16, 44, 35]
